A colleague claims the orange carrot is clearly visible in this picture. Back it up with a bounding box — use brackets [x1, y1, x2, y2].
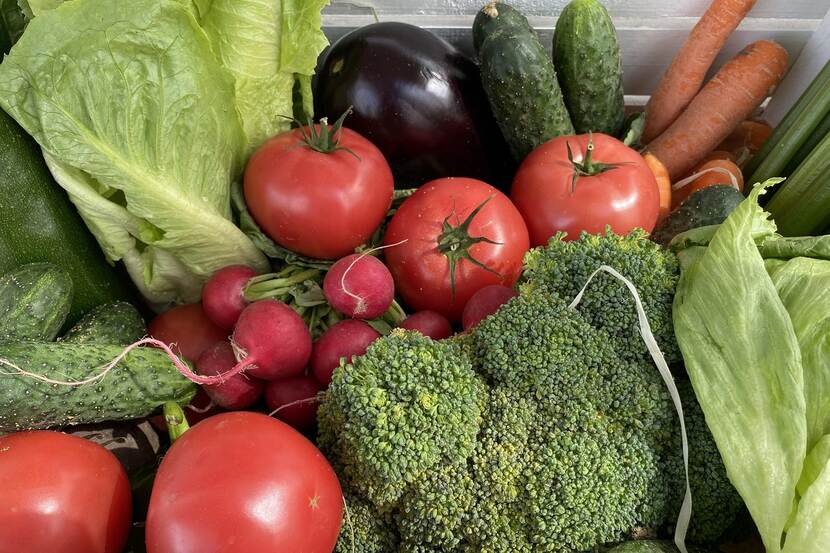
[644, 153, 672, 223]
[647, 40, 788, 180]
[700, 149, 737, 164]
[672, 158, 744, 210]
[643, 0, 759, 144]
[715, 120, 773, 163]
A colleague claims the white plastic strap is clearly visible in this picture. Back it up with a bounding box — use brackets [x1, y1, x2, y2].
[569, 265, 691, 553]
[672, 166, 739, 192]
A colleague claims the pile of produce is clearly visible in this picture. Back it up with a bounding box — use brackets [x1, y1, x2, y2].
[0, 0, 829, 552]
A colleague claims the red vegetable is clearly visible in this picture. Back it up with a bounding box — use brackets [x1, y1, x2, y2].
[311, 319, 381, 387]
[323, 254, 395, 319]
[384, 177, 529, 322]
[244, 113, 393, 260]
[197, 341, 264, 410]
[0, 431, 131, 553]
[202, 265, 258, 330]
[398, 310, 454, 340]
[146, 412, 343, 553]
[462, 284, 518, 330]
[148, 303, 227, 363]
[511, 133, 660, 245]
[265, 374, 323, 432]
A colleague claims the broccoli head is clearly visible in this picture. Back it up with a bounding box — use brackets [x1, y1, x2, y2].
[522, 229, 680, 364]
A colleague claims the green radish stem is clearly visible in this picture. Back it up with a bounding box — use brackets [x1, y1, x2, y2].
[164, 401, 190, 442]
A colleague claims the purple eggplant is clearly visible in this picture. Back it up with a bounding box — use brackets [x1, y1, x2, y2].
[314, 22, 514, 190]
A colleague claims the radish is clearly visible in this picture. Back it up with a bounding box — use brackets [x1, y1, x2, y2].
[265, 374, 322, 432]
[461, 285, 518, 331]
[323, 254, 394, 319]
[232, 299, 312, 381]
[311, 319, 380, 387]
[202, 265, 258, 330]
[399, 310, 454, 340]
[148, 303, 227, 363]
[197, 341, 264, 410]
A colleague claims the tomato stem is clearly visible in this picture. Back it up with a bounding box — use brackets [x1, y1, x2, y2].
[297, 108, 360, 159]
[566, 132, 624, 192]
[436, 197, 503, 298]
[164, 401, 190, 443]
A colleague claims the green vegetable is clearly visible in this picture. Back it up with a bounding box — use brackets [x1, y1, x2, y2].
[0, 341, 197, 432]
[745, 58, 830, 184]
[61, 301, 146, 345]
[604, 541, 717, 553]
[0, 106, 136, 324]
[0, 0, 26, 53]
[475, 2, 575, 161]
[552, 0, 625, 135]
[0, 0, 337, 304]
[0, 263, 72, 341]
[652, 185, 745, 246]
[782, 109, 830, 176]
[673, 181, 830, 552]
[765, 131, 830, 235]
[321, 231, 741, 552]
[471, 1, 527, 51]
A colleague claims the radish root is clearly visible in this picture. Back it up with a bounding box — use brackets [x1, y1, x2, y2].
[267, 396, 320, 417]
[339, 240, 407, 317]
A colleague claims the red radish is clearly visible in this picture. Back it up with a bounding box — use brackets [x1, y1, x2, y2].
[265, 374, 323, 432]
[197, 342, 264, 409]
[149, 303, 227, 363]
[311, 319, 380, 386]
[232, 299, 312, 381]
[202, 265, 258, 330]
[462, 285, 518, 330]
[323, 254, 394, 319]
[399, 311, 454, 340]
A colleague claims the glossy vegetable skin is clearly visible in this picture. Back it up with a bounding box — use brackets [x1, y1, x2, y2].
[0, 430, 132, 553]
[314, 22, 513, 189]
[146, 412, 343, 553]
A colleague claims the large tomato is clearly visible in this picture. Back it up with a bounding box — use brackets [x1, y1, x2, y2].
[244, 117, 394, 260]
[511, 133, 660, 246]
[0, 431, 132, 553]
[384, 177, 529, 322]
[146, 412, 343, 553]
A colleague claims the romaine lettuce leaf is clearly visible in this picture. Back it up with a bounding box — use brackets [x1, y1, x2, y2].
[0, 0, 268, 304]
[783, 450, 830, 552]
[673, 183, 807, 553]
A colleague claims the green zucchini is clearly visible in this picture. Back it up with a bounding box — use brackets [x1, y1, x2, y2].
[476, 4, 574, 161]
[652, 186, 745, 246]
[0, 262, 72, 341]
[552, 0, 625, 136]
[61, 301, 146, 345]
[746, 58, 830, 184]
[0, 342, 197, 432]
[766, 130, 830, 236]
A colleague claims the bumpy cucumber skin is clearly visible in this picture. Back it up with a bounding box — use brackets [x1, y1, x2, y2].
[479, 26, 575, 161]
[652, 186, 745, 246]
[61, 301, 146, 345]
[473, 2, 529, 52]
[0, 262, 72, 341]
[552, 0, 625, 136]
[0, 342, 197, 432]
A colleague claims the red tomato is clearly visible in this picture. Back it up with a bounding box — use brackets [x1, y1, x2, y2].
[0, 431, 131, 553]
[384, 177, 529, 322]
[244, 122, 394, 260]
[146, 412, 343, 553]
[511, 133, 660, 246]
[148, 303, 228, 363]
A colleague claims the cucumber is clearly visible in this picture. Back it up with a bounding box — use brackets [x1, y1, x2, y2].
[552, 0, 625, 135]
[61, 301, 146, 345]
[0, 262, 72, 341]
[475, 3, 574, 161]
[0, 342, 197, 432]
[472, 2, 527, 52]
[651, 186, 745, 246]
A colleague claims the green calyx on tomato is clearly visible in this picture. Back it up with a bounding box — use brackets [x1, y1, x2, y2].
[297, 107, 359, 158]
[437, 196, 503, 296]
[566, 133, 624, 192]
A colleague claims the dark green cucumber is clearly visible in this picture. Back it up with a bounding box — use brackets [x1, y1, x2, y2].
[476, 8, 574, 161]
[552, 0, 625, 135]
[0, 342, 197, 432]
[0, 262, 72, 341]
[61, 301, 146, 345]
[652, 186, 745, 246]
[472, 2, 528, 52]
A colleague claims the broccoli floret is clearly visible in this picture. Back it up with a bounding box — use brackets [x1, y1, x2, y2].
[522, 229, 680, 363]
[336, 491, 399, 553]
